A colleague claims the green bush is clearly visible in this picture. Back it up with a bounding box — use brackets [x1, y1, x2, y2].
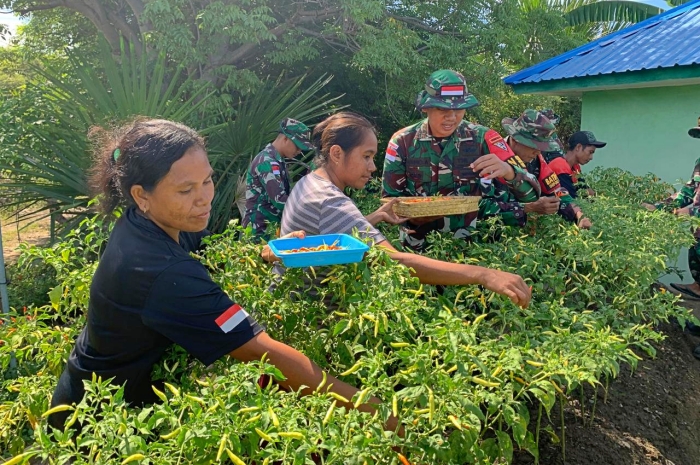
[5, 261, 56, 310]
[0, 168, 696, 463]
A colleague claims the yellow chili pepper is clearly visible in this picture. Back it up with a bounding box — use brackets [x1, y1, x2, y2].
[121, 454, 145, 465]
[42, 404, 73, 418]
[329, 392, 350, 404]
[340, 361, 362, 376]
[268, 407, 280, 427]
[255, 427, 274, 443]
[323, 400, 337, 425]
[216, 433, 229, 461]
[354, 388, 370, 408]
[225, 448, 246, 465]
[472, 377, 500, 388]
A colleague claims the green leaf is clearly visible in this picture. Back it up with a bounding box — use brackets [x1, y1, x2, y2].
[49, 284, 62, 310]
[565, 1, 663, 28]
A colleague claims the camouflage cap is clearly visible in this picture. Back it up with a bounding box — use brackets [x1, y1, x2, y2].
[501, 109, 561, 152]
[689, 116, 700, 139]
[541, 108, 560, 125]
[279, 118, 313, 151]
[415, 69, 479, 111]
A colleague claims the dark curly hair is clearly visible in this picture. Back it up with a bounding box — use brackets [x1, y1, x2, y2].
[89, 119, 205, 214]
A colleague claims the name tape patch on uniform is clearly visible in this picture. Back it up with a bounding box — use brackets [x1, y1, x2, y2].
[440, 85, 465, 96]
[215, 304, 249, 333]
[543, 173, 559, 189]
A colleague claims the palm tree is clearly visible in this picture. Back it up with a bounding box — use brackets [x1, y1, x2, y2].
[515, 0, 689, 67]
[0, 37, 213, 231]
[204, 73, 345, 232]
[565, 0, 693, 33]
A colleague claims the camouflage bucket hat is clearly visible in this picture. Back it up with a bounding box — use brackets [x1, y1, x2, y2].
[501, 109, 561, 152]
[279, 118, 313, 151]
[541, 108, 560, 125]
[415, 69, 479, 111]
[689, 116, 700, 139]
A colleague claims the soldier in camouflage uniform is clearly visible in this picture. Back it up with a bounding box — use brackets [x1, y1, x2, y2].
[382, 69, 541, 251]
[242, 118, 312, 240]
[645, 119, 700, 313]
[540, 109, 566, 163]
[642, 118, 700, 357]
[502, 109, 592, 229]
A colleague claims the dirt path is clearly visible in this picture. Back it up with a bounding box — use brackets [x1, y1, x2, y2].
[515, 296, 700, 465]
[1, 212, 51, 264]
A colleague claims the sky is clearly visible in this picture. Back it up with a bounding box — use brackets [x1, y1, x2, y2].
[1, 11, 25, 46]
[0, 0, 675, 46]
[645, 0, 671, 7]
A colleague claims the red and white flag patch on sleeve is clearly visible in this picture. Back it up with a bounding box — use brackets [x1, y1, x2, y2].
[215, 304, 250, 333]
[385, 141, 399, 162]
[271, 163, 281, 175]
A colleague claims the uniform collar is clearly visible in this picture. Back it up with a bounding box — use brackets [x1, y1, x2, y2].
[265, 143, 285, 163]
[415, 119, 470, 142]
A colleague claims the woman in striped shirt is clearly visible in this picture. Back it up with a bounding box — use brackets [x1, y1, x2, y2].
[280, 112, 531, 308]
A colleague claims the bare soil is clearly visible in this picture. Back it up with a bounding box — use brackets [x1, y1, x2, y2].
[1, 211, 51, 263]
[514, 294, 700, 465]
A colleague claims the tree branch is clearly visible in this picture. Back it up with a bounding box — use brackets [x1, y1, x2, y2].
[13, 1, 67, 14]
[296, 7, 343, 20]
[296, 26, 357, 52]
[387, 13, 465, 37]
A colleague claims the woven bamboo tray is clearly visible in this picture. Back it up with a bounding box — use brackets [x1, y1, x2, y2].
[381, 196, 481, 218]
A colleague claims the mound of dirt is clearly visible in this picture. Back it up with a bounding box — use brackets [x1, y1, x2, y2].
[515, 300, 700, 465]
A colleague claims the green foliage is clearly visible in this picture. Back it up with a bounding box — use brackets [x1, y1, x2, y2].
[565, 1, 663, 30]
[13, 9, 98, 60]
[205, 74, 345, 232]
[0, 46, 27, 92]
[0, 38, 213, 229]
[0, 168, 696, 463]
[4, 261, 56, 310]
[585, 167, 675, 204]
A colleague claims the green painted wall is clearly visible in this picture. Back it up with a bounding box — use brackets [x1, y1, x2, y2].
[580, 84, 700, 285]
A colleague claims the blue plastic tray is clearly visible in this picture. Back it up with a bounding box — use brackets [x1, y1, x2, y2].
[268, 234, 370, 268]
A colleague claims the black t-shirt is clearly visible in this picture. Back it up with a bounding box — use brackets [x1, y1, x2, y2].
[63, 207, 263, 405]
[557, 173, 578, 199]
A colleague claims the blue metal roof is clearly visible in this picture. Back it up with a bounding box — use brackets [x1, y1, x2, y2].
[504, 0, 700, 86]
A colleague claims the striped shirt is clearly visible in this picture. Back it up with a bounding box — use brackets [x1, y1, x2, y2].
[281, 172, 385, 244]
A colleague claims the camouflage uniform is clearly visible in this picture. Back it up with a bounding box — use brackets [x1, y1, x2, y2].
[685, 119, 700, 354]
[540, 109, 566, 163]
[656, 156, 700, 283]
[242, 118, 312, 240]
[382, 70, 541, 250]
[502, 109, 585, 224]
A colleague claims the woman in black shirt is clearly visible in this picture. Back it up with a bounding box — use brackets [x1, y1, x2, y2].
[49, 119, 397, 432]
